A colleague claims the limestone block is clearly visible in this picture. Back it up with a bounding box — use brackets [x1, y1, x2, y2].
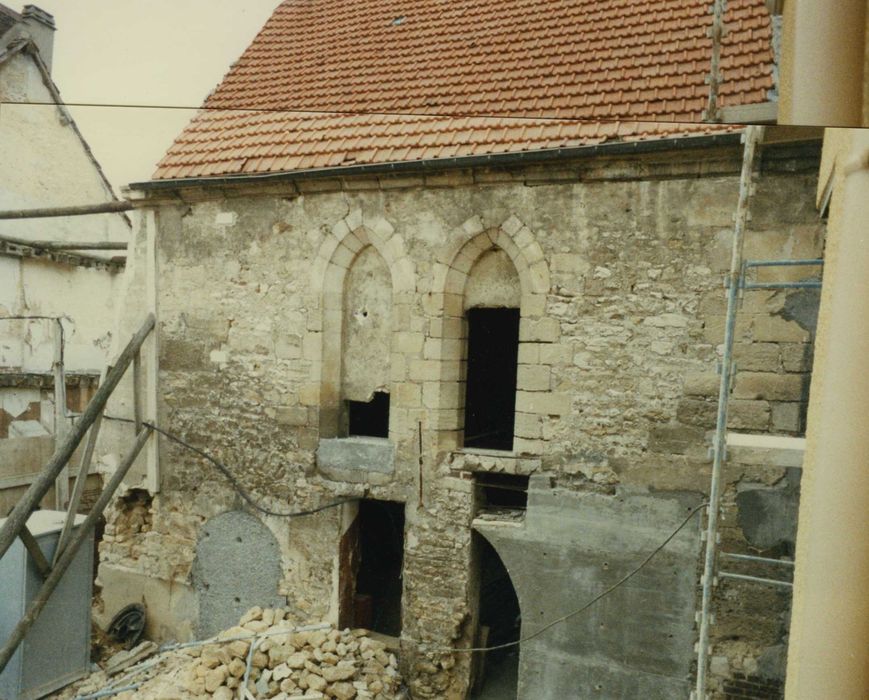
[648, 424, 706, 455]
[527, 260, 551, 293]
[513, 437, 544, 454]
[751, 315, 811, 343]
[780, 343, 812, 372]
[408, 359, 441, 381]
[424, 338, 463, 361]
[275, 406, 308, 427]
[727, 400, 771, 431]
[733, 342, 781, 371]
[683, 372, 720, 397]
[538, 343, 572, 365]
[518, 342, 541, 364]
[676, 398, 716, 428]
[515, 391, 571, 416]
[771, 402, 801, 433]
[394, 332, 424, 354]
[732, 372, 806, 402]
[519, 317, 560, 343]
[517, 365, 551, 391]
[514, 412, 542, 439]
[345, 208, 363, 232]
[520, 293, 547, 317]
[299, 383, 321, 406]
[394, 383, 422, 407]
[500, 214, 523, 236]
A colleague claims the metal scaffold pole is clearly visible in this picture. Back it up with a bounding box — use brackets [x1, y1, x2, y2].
[693, 125, 764, 699]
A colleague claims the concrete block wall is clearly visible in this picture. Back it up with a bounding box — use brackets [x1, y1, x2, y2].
[97, 141, 824, 699]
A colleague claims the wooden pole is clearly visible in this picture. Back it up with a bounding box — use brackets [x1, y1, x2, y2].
[0, 427, 152, 673]
[0, 201, 133, 219]
[53, 320, 69, 510]
[0, 235, 128, 250]
[0, 314, 155, 562]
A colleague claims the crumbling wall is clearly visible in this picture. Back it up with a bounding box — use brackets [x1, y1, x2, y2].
[100, 141, 823, 698]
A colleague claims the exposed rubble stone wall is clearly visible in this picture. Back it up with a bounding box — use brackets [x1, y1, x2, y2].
[101, 141, 823, 699]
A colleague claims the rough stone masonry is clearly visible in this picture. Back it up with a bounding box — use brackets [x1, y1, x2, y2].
[96, 137, 824, 699]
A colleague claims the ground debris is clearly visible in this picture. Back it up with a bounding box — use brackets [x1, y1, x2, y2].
[49, 607, 405, 700]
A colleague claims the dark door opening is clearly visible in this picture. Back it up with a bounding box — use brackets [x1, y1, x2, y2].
[340, 500, 404, 637]
[348, 391, 390, 437]
[464, 308, 520, 450]
[471, 535, 521, 699]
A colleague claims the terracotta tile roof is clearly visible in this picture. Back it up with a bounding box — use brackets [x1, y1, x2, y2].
[154, 0, 774, 180]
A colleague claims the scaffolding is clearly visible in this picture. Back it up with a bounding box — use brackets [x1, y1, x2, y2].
[691, 125, 823, 698]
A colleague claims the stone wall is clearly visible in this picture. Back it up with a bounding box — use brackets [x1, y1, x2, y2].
[100, 139, 824, 699]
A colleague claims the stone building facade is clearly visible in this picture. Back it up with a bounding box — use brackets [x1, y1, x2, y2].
[99, 132, 824, 699]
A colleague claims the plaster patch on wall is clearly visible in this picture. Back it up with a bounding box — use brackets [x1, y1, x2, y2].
[342, 245, 392, 402]
[464, 248, 521, 309]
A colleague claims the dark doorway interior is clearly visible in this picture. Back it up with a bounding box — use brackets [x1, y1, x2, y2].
[476, 473, 529, 510]
[348, 391, 390, 438]
[463, 308, 520, 450]
[472, 535, 521, 699]
[353, 499, 404, 636]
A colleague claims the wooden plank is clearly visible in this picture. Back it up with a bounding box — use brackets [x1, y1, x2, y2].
[726, 432, 806, 468]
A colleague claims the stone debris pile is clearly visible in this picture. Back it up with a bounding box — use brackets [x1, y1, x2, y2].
[183, 607, 402, 700]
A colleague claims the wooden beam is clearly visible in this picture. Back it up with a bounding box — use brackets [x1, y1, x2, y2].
[0, 236, 125, 271]
[719, 102, 779, 124]
[0, 201, 133, 219]
[18, 524, 51, 579]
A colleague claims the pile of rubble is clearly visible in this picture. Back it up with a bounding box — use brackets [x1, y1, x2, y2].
[184, 607, 402, 700]
[54, 607, 403, 700]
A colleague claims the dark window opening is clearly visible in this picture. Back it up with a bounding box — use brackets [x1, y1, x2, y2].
[352, 500, 404, 636]
[476, 473, 529, 510]
[348, 391, 390, 438]
[463, 308, 520, 450]
[471, 535, 520, 698]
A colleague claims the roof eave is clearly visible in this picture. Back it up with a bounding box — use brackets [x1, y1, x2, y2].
[131, 131, 750, 193]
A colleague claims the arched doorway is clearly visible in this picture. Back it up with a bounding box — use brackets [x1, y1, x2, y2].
[471, 533, 521, 699]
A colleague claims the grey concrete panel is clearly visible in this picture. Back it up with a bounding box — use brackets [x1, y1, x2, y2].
[191, 510, 285, 638]
[475, 486, 702, 700]
[317, 437, 395, 478]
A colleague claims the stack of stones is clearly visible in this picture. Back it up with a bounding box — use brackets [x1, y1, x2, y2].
[183, 607, 402, 700]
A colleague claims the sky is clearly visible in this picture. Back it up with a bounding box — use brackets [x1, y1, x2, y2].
[30, 0, 281, 190]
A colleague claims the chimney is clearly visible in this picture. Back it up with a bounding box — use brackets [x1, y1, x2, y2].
[20, 5, 55, 73]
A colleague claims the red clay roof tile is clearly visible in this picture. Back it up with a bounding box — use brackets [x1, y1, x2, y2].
[154, 0, 774, 180]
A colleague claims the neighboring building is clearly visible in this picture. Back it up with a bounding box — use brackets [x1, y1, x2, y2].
[783, 128, 869, 699]
[777, 0, 869, 126]
[100, 2, 821, 699]
[0, 3, 130, 513]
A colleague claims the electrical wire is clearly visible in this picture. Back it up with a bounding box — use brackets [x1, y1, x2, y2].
[4, 98, 717, 132]
[418, 500, 708, 654]
[94, 414, 706, 654]
[98, 414, 354, 518]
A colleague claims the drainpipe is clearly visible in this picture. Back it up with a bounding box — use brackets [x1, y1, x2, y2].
[785, 128, 869, 698]
[783, 0, 866, 126]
